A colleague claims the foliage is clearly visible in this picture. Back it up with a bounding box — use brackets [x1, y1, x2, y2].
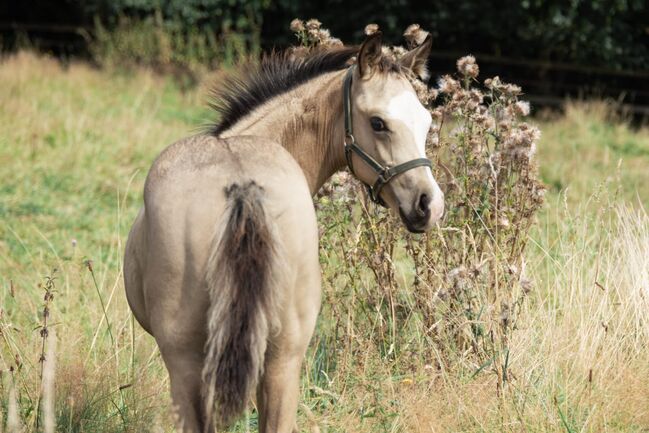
[89, 6, 258, 76]
[91, 0, 266, 65]
[88, 0, 269, 37]
[91, 14, 249, 79]
[275, 0, 649, 70]
[4, 0, 648, 70]
[86, 0, 649, 70]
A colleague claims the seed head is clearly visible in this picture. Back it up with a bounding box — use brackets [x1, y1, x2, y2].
[457, 55, 479, 78]
[317, 29, 331, 43]
[430, 107, 444, 121]
[403, 24, 429, 48]
[326, 37, 343, 47]
[520, 278, 533, 293]
[514, 101, 531, 116]
[503, 83, 522, 97]
[364, 23, 379, 35]
[484, 76, 501, 89]
[437, 75, 460, 94]
[290, 19, 304, 33]
[305, 19, 321, 31]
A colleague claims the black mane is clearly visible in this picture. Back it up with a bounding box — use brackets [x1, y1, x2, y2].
[208, 47, 358, 135]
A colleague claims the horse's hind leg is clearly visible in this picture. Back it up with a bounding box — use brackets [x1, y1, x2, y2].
[257, 349, 304, 433]
[159, 344, 212, 433]
[257, 277, 320, 433]
[124, 210, 152, 334]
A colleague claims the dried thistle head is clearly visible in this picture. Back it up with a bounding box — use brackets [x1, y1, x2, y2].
[410, 78, 438, 106]
[305, 19, 322, 31]
[514, 100, 531, 116]
[364, 23, 380, 35]
[325, 37, 344, 47]
[291, 18, 344, 50]
[456, 55, 479, 79]
[290, 18, 304, 33]
[437, 75, 461, 95]
[403, 24, 430, 48]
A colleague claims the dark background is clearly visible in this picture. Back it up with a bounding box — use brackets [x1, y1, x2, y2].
[2, 0, 648, 114]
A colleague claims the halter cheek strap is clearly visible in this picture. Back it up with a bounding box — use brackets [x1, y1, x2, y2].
[342, 66, 432, 207]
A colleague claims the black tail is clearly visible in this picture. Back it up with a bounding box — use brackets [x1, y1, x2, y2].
[202, 181, 281, 428]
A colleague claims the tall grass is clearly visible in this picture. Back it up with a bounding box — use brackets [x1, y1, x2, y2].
[0, 52, 183, 433]
[1, 51, 648, 432]
[91, 14, 256, 85]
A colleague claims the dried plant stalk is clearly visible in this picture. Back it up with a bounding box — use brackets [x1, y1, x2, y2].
[41, 329, 56, 433]
[7, 379, 21, 433]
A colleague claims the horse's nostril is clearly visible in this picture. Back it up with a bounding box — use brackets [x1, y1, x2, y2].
[417, 193, 431, 216]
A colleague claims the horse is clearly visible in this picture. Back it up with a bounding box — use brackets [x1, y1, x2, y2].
[124, 31, 444, 433]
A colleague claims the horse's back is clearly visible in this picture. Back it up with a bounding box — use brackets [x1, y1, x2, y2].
[142, 134, 316, 262]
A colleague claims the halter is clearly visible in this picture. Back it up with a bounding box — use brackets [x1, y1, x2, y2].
[342, 66, 433, 207]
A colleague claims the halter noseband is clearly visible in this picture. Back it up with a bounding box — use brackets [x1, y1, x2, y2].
[342, 66, 432, 207]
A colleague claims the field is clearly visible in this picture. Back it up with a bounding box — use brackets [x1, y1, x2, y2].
[1, 52, 648, 432]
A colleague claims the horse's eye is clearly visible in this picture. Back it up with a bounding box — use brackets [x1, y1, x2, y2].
[370, 117, 386, 132]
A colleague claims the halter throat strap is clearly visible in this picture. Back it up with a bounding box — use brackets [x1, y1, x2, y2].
[342, 66, 432, 206]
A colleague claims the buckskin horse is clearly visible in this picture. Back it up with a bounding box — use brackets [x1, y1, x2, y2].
[124, 32, 444, 432]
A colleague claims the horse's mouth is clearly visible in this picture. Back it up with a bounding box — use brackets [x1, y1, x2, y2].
[398, 207, 427, 234]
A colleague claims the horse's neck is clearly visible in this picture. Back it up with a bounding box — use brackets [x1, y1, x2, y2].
[221, 70, 347, 194]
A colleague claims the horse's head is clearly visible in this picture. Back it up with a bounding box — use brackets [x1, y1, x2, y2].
[344, 32, 444, 233]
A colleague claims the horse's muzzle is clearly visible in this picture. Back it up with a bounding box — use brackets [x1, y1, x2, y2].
[398, 191, 444, 233]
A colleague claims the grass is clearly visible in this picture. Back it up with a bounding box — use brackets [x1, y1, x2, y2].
[1, 52, 648, 432]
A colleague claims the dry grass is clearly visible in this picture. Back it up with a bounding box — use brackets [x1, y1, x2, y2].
[1, 51, 648, 432]
[305, 201, 649, 433]
[305, 204, 649, 433]
[0, 52, 184, 433]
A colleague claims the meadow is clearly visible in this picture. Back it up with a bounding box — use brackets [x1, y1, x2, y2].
[1, 52, 648, 432]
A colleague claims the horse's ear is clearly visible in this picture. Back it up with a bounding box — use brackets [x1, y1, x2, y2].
[398, 34, 433, 81]
[358, 31, 383, 78]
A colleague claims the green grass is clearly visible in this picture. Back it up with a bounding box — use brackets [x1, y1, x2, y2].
[538, 102, 649, 204]
[1, 52, 648, 432]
